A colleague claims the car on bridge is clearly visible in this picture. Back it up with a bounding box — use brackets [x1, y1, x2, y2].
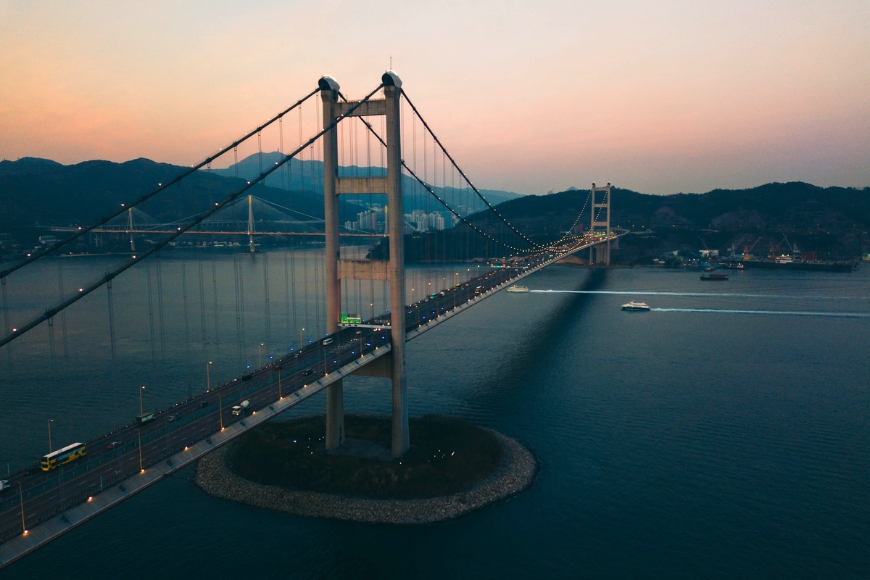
[106, 441, 123, 450]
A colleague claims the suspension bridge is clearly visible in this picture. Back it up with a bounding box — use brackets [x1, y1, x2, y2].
[0, 71, 623, 567]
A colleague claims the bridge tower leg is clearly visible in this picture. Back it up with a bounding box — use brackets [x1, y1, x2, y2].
[384, 71, 409, 458]
[590, 182, 611, 265]
[320, 76, 344, 450]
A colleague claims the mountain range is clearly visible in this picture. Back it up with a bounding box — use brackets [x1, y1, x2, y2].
[1, 156, 867, 259]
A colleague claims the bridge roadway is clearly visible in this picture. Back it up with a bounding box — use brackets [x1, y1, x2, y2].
[0, 233, 619, 565]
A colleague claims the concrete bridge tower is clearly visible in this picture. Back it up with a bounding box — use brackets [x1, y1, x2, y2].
[319, 72, 409, 457]
[589, 182, 612, 265]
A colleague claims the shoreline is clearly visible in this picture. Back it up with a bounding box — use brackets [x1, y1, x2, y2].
[194, 429, 537, 524]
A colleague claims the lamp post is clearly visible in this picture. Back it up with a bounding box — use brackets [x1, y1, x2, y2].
[277, 367, 282, 399]
[136, 429, 143, 472]
[299, 327, 305, 347]
[47, 419, 54, 453]
[206, 361, 212, 392]
[258, 343, 264, 368]
[18, 481, 25, 534]
[219, 395, 224, 430]
[139, 386, 145, 416]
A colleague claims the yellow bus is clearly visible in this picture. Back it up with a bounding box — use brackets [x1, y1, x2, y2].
[41, 442, 87, 471]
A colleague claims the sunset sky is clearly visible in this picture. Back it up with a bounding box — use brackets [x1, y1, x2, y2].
[1, 0, 868, 195]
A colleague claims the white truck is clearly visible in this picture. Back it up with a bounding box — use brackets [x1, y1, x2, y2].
[0, 480, 10, 492]
[232, 400, 250, 416]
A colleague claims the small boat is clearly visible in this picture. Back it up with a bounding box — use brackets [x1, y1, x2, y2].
[506, 285, 529, 293]
[621, 301, 650, 311]
[700, 272, 728, 281]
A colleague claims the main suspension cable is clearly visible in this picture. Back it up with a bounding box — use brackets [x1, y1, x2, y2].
[401, 91, 542, 250]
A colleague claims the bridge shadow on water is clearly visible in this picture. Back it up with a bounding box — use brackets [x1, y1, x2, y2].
[456, 267, 609, 417]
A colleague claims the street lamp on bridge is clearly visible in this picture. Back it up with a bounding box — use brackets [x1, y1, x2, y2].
[47, 419, 53, 453]
[206, 361, 213, 392]
[258, 342, 265, 368]
[136, 429, 143, 473]
[18, 481, 26, 535]
[139, 386, 145, 416]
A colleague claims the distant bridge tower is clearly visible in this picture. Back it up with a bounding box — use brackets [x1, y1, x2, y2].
[247, 194, 256, 253]
[589, 182, 612, 265]
[320, 72, 409, 457]
[127, 207, 136, 252]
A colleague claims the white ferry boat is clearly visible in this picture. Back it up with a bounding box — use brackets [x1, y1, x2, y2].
[506, 285, 530, 293]
[621, 301, 650, 311]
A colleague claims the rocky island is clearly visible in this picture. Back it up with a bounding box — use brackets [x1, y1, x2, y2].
[195, 414, 537, 524]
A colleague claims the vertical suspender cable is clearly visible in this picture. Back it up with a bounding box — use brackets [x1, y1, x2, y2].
[211, 260, 220, 350]
[289, 249, 297, 345]
[257, 131, 263, 187]
[238, 259, 246, 359]
[181, 256, 192, 399]
[156, 256, 167, 385]
[284, 251, 291, 347]
[47, 316, 57, 394]
[233, 255, 243, 371]
[57, 261, 69, 358]
[314, 261, 320, 338]
[1, 277, 12, 372]
[106, 280, 120, 430]
[263, 251, 271, 360]
[279, 116, 287, 191]
[146, 263, 157, 369]
[301, 250, 309, 346]
[198, 259, 208, 366]
[299, 103, 304, 192]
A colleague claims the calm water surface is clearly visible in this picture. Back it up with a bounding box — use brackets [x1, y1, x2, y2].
[3, 261, 869, 579]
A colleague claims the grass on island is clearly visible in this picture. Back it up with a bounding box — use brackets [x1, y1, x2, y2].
[229, 414, 503, 499]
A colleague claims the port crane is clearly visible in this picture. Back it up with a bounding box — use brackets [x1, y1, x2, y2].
[728, 235, 746, 259]
[743, 236, 762, 260]
[768, 234, 800, 259]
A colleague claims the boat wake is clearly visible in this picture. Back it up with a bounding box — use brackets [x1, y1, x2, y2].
[531, 290, 867, 300]
[651, 308, 870, 318]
